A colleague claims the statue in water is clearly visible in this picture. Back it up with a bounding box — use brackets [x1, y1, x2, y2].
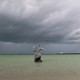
[33, 45, 45, 62]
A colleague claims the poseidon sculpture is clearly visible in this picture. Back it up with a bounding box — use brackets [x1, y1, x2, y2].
[33, 45, 45, 62]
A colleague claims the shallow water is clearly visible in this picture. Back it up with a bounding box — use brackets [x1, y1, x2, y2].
[0, 55, 80, 80]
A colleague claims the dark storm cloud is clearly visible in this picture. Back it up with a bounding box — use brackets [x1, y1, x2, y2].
[0, 0, 80, 43]
[0, 0, 80, 53]
[0, 15, 37, 42]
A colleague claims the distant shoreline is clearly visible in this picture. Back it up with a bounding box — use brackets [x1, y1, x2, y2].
[0, 53, 80, 55]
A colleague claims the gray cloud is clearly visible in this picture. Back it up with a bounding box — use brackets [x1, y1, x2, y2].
[0, 0, 80, 43]
[0, 0, 80, 53]
[0, 42, 32, 54]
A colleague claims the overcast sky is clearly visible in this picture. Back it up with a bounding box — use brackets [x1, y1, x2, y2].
[0, 0, 80, 54]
